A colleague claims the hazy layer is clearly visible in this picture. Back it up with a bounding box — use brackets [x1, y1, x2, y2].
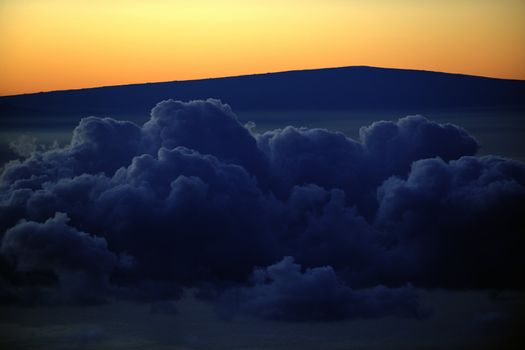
[2, 109, 524, 165]
[1, 289, 522, 350]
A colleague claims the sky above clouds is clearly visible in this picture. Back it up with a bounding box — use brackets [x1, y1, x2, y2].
[1, 0, 525, 95]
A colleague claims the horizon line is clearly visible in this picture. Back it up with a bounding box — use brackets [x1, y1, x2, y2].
[2, 64, 524, 98]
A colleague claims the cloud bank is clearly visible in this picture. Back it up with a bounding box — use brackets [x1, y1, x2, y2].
[218, 256, 424, 321]
[1, 99, 523, 321]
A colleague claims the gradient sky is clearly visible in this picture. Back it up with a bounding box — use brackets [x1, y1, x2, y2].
[1, 0, 524, 96]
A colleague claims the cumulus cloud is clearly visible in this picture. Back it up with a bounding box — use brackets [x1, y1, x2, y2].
[0, 117, 141, 195]
[142, 99, 268, 177]
[8, 135, 60, 160]
[257, 115, 479, 216]
[1, 213, 118, 303]
[218, 257, 424, 321]
[0, 99, 523, 321]
[375, 156, 525, 289]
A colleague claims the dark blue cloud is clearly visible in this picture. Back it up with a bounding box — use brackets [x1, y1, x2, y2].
[0, 99, 523, 321]
[375, 155, 525, 288]
[276, 185, 382, 284]
[360, 115, 479, 168]
[0, 117, 141, 193]
[219, 257, 423, 321]
[257, 127, 364, 199]
[70, 117, 142, 175]
[142, 99, 268, 177]
[257, 115, 479, 217]
[1, 213, 118, 303]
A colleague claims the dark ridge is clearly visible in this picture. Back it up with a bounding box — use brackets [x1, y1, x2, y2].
[1, 66, 524, 120]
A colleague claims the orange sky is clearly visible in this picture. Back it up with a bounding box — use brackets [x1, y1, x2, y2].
[1, 0, 525, 96]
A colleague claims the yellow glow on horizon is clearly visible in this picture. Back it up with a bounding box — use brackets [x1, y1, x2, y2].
[1, 0, 524, 95]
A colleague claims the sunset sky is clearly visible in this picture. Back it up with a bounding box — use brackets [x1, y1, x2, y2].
[1, 0, 524, 96]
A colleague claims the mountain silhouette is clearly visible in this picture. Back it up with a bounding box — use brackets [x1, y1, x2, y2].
[1, 66, 524, 120]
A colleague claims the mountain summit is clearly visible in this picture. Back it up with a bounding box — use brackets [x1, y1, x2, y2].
[1, 66, 524, 119]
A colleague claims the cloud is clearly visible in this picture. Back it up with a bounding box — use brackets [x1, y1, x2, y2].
[0, 117, 141, 193]
[218, 257, 424, 321]
[142, 99, 268, 177]
[9, 135, 44, 158]
[0, 99, 523, 320]
[360, 115, 479, 168]
[375, 155, 525, 289]
[257, 115, 479, 216]
[1, 212, 117, 303]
